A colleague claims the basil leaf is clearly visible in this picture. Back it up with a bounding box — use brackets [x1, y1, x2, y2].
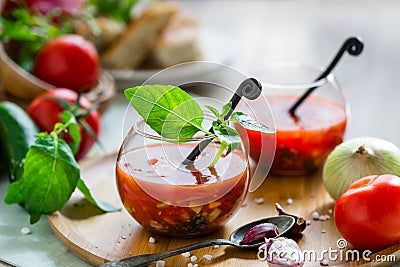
[5, 136, 80, 224]
[212, 122, 241, 155]
[77, 179, 121, 212]
[205, 105, 222, 121]
[221, 102, 232, 119]
[61, 111, 81, 155]
[231, 112, 275, 134]
[125, 85, 205, 140]
[4, 180, 24, 204]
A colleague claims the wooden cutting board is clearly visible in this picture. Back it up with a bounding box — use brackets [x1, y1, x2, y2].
[47, 153, 400, 267]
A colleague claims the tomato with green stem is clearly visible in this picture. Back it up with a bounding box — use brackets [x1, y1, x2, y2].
[27, 88, 101, 160]
[334, 174, 400, 251]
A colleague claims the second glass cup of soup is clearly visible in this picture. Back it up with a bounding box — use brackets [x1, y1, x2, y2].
[242, 62, 348, 175]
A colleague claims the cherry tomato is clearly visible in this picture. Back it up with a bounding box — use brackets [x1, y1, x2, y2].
[27, 88, 100, 160]
[33, 35, 100, 93]
[334, 174, 400, 251]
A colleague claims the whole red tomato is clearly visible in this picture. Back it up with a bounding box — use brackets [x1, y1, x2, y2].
[33, 35, 100, 93]
[334, 174, 400, 251]
[27, 88, 100, 160]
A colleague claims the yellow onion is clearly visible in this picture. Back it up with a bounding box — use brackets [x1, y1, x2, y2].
[323, 137, 400, 200]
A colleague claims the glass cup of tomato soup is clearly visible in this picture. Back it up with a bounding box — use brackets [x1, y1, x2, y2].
[116, 119, 250, 237]
[242, 62, 348, 175]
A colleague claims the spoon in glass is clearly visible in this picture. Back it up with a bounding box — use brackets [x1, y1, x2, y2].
[99, 215, 295, 267]
[288, 36, 364, 117]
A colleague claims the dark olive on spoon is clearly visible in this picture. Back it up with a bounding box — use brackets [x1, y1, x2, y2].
[99, 215, 295, 267]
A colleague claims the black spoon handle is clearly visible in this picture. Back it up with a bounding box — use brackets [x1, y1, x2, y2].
[99, 239, 235, 267]
[182, 78, 262, 166]
[289, 36, 364, 116]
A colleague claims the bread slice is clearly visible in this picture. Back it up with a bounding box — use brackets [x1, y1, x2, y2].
[72, 16, 126, 51]
[143, 15, 202, 69]
[95, 17, 126, 49]
[101, 2, 178, 69]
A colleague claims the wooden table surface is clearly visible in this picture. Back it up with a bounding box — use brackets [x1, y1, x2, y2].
[47, 152, 400, 267]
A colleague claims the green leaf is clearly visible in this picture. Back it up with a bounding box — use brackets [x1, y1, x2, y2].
[77, 179, 121, 212]
[88, 0, 138, 22]
[5, 136, 80, 224]
[231, 112, 275, 134]
[4, 180, 24, 204]
[205, 102, 232, 123]
[221, 102, 232, 120]
[60, 111, 81, 155]
[205, 105, 222, 121]
[0, 8, 69, 71]
[212, 122, 241, 155]
[124, 85, 206, 140]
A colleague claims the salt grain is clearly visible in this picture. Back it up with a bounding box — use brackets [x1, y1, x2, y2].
[321, 229, 326, 233]
[319, 215, 328, 221]
[148, 237, 156, 243]
[182, 252, 191, 258]
[156, 260, 165, 267]
[254, 197, 264, 204]
[312, 211, 320, 220]
[287, 198, 294, 205]
[193, 264, 198, 267]
[188, 263, 193, 267]
[328, 209, 333, 214]
[213, 245, 220, 249]
[319, 215, 330, 221]
[203, 254, 213, 261]
[306, 220, 311, 226]
[190, 255, 197, 262]
[20, 227, 31, 235]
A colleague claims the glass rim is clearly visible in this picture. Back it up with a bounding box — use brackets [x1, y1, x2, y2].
[133, 118, 217, 142]
[251, 61, 337, 89]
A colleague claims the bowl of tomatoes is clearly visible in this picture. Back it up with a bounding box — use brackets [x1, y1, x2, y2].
[0, 38, 116, 114]
[0, 0, 116, 114]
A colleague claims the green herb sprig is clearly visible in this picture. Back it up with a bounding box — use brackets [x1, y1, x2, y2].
[125, 85, 274, 166]
[4, 111, 119, 224]
[0, 8, 71, 71]
[88, 0, 138, 23]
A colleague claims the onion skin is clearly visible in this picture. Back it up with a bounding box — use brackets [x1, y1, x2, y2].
[240, 223, 278, 245]
[275, 203, 306, 236]
[323, 137, 400, 200]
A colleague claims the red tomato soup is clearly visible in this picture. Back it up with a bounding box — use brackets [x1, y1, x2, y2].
[246, 95, 347, 175]
[116, 143, 249, 237]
